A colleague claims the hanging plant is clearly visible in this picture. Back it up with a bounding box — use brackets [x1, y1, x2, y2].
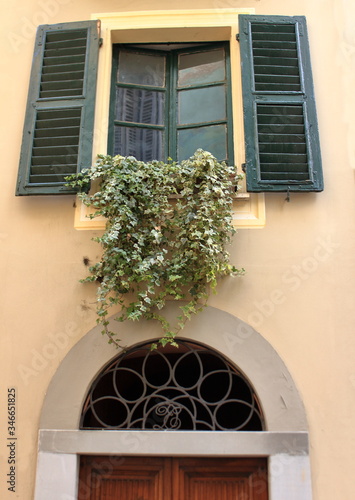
[66, 149, 244, 349]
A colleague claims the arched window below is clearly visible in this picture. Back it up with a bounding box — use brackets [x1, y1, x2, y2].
[80, 339, 264, 431]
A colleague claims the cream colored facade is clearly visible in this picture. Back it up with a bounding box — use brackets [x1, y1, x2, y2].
[1, 1, 355, 499]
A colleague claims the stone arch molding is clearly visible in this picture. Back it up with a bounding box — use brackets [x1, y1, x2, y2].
[35, 303, 312, 500]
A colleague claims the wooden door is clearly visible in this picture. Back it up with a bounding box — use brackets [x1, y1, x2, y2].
[79, 456, 268, 500]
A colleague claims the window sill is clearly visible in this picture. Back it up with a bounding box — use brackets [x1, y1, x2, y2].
[73, 192, 265, 230]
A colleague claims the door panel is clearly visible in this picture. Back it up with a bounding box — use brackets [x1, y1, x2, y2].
[174, 458, 268, 500]
[79, 457, 171, 500]
[78, 456, 268, 500]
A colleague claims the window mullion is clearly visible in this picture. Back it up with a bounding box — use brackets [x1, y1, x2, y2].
[167, 51, 177, 160]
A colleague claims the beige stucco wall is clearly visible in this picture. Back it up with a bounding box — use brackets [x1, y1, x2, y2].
[1, 0, 355, 499]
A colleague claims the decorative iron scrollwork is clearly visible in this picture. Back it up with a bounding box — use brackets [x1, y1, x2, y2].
[153, 402, 183, 430]
[80, 340, 264, 431]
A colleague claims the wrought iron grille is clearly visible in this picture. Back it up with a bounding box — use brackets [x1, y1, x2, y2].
[80, 340, 264, 431]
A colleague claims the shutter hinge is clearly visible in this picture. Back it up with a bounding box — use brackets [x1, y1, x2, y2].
[37, 26, 45, 46]
[241, 163, 246, 173]
[236, 33, 240, 42]
[99, 38, 103, 47]
[298, 21, 304, 36]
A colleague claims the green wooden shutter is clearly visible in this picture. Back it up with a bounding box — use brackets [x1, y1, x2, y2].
[16, 20, 100, 195]
[239, 15, 323, 192]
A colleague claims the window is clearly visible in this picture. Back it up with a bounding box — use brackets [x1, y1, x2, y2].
[16, 14, 323, 196]
[80, 339, 264, 431]
[108, 43, 234, 164]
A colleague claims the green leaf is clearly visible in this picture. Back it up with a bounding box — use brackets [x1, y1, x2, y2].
[67, 150, 244, 348]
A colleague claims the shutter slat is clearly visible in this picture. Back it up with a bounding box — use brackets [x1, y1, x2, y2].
[261, 172, 309, 181]
[251, 23, 296, 34]
[258, 133, 306, 144]
[258, 124, 305, 134]
[41, 79, 84, 92]
[257, 105, 303, 115]
[260, 153, 308, 164]
[31, 155, 78, 166]
[252, 32, 297, 42]
[257, 113, 304, 125]
[42, 54, 85, 66]
[44, 30, 86, 42]
[42, 63, 85, 75]
[30, 165, 77, 175]
[252, 42, 297, 51]
[260, 143, 307, 154]
[253, 55, 299, 66]
[35, 115, 81, 128]
[254, 65, 300, 76]
[42, 89, 84, 98]
[44, 47, 86, 58]
[35, 108, 81, 119]
[33, 145, 79, 156]
[29, 172, 77, 184]
[239, 15, 323, 192]
[260, 163, 308, 173]
[33, 136, 79, 147]
[255, 83, 301, 92]
[35, 125, 80, 138]
[41, 70, 84, 82]
[254, 74, 301, 85]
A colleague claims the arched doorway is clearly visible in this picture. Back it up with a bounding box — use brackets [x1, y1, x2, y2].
[34, 304, 312, 500]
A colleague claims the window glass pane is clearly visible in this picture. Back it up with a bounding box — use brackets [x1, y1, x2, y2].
[179, 86, 226, 125]
[113, 126, 164, 162]
[115, 88, 165, 125]
[178, 48, 225, 87]
[177, 124, 227, 161]
[117, 51, 165, 87]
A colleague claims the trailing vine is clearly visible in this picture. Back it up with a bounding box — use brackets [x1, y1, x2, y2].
[66, 149, 244, 349]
